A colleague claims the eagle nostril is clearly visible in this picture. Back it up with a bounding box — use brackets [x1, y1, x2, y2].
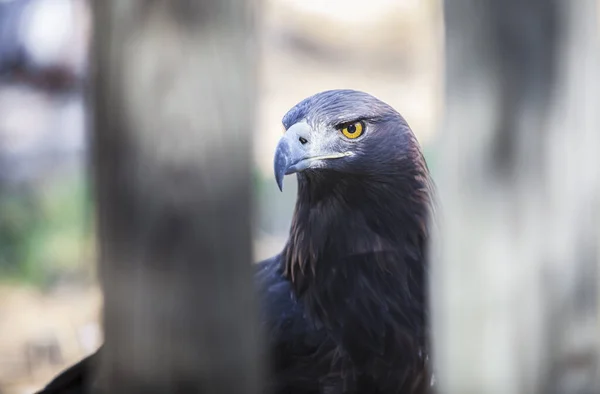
[299, 137, 308, 145]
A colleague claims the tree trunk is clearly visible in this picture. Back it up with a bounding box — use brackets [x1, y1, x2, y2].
[432, 1, 600, 393]
[90, 1, 262, 393]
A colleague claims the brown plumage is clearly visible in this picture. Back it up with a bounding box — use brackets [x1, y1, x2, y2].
[265, 89, 435, 393]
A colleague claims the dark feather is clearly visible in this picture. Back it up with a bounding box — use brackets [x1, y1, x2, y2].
[34, 351, 99, 394]
[273, 90, 435, 393]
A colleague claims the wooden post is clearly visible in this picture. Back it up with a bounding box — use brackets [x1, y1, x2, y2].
[90, 1, 262, 393]
[431, 1, 600, 393]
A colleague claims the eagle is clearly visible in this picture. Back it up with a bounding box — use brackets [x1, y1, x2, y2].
[37, 89, 435, 394]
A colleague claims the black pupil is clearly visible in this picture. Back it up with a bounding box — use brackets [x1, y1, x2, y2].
[347, 124, 357, 134]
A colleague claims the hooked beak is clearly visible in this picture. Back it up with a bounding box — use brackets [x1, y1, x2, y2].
[273, 122, 351, 191]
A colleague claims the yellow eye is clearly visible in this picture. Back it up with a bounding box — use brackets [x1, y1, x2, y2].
[341, 121, 364, 139]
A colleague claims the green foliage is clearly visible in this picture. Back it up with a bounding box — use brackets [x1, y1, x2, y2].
[0, 173, 94, 286]
[0, 191, 38, 275]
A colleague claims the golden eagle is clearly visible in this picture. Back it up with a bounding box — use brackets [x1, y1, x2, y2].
[37, 90, 435, 394]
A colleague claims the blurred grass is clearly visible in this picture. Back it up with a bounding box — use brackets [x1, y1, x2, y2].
[0, 172, 94, 287]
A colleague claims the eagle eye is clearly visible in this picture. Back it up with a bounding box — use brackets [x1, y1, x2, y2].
[340, 121, 364, 140]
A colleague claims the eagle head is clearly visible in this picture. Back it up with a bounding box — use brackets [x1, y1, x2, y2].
[274, 89, 424, 191]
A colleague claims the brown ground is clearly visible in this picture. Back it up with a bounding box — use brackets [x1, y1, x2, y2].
[0, 285, 102, 394]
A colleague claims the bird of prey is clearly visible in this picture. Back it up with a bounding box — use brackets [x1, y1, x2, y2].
[37, 89, 435, 394]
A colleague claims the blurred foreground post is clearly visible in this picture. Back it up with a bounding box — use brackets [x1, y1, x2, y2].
[432, 1, 600, 393]
[91, 1, 261, 393]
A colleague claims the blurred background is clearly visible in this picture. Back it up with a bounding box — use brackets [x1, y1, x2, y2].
[0, 0, 441, 392]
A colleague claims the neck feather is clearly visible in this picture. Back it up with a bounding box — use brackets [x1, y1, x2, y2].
[281, 164, 433, 296]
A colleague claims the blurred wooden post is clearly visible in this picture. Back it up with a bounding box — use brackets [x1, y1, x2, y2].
[432, 1, 600, 393]
[90, 1, 262, 393]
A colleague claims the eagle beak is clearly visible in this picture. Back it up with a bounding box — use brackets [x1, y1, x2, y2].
[274, 122, 311, 192]
[273, 143, 290, 192]
[274, 122, 351, 191]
